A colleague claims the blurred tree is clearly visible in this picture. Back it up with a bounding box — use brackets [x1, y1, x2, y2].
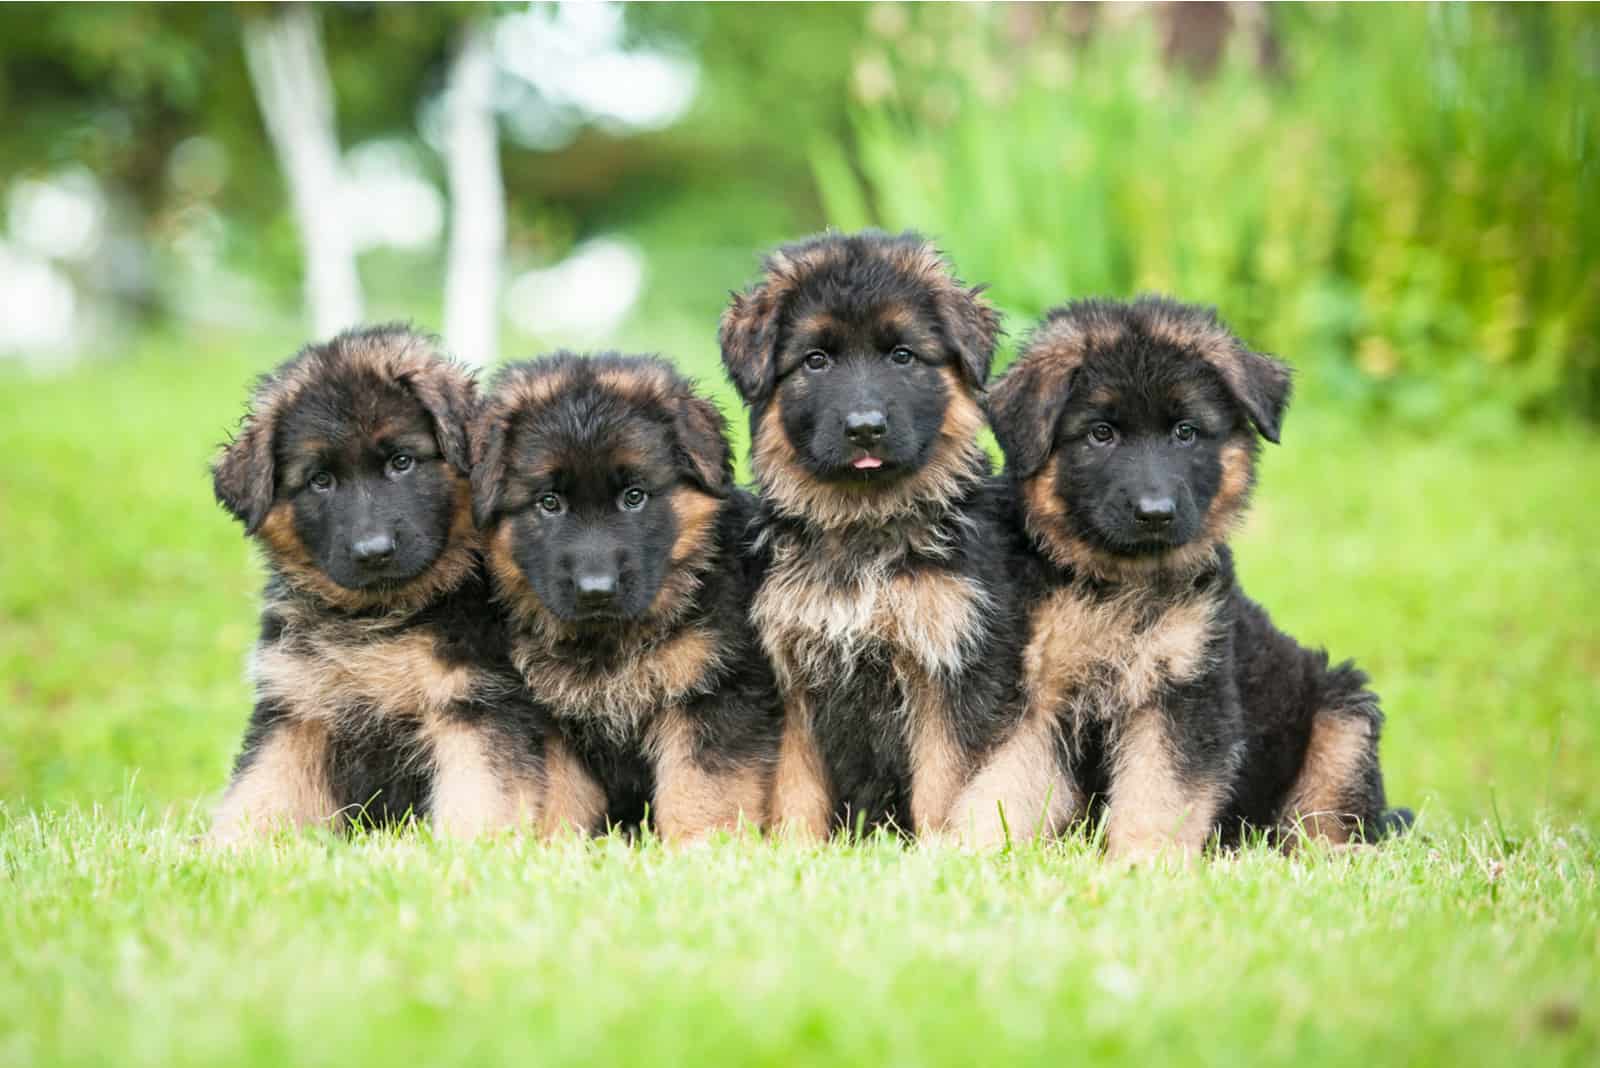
[0, 6, 255, 208]
[0, 3, 871, 349]
[0, 3, 467, 329]
[1156, 2, 1282, 80]
[442, 19, 504, 368]
[0, 4, 269, 318]
[242, 4, 363, 337]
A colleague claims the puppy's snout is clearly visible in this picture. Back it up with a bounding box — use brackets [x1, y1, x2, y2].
[574, 570, 618, 611]
[1134, 496, 1176, 526]
[845, 409, 888, 447]
[351, 532, 397, 565]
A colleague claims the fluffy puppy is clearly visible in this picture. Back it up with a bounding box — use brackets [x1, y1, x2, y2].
[720, 230, 1037, 843]
[209, 325, 552, 844]
[471, 353, 780, 840]
[984, 297, 1409, 858]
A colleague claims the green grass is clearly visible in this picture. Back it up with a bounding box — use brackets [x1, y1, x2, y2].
[2, 327, 1597, 1065]
[2, 814, 1595, 1067]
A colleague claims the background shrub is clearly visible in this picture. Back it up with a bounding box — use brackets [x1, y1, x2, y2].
[813, 4, 1600, 431]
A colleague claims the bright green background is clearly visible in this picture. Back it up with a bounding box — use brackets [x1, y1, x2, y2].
[2, 5, 1596, 1067]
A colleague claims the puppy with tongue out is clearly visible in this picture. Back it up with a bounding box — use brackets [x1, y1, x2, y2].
[720, 229, 1031, 843]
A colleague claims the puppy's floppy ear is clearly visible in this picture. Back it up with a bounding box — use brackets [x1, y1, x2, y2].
[936, 282, 1001, 388]
[1141, 298, 1292, 444]
[468, 403, 510, 529]
[719, 284, 783, 404]
[1219, 346, 1293, 444]
[212, 399, 278, 536]
[405, 363, 477, 475]
[672, 391, 733, 497]
[985, 357, 1071, 479]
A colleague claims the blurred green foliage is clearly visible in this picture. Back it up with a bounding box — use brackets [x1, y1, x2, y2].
[3, 4, 1596, 429]
[815, 4, 1600, 429]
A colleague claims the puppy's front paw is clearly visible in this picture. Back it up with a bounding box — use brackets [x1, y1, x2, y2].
[1105, 831, 1199, 869]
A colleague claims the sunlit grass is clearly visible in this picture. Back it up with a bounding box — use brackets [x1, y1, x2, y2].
[1, 807, 1595, 1067]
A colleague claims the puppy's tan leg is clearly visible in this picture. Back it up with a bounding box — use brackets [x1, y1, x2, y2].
[906, 688, 968, 838]
[647, 709, 768, 842]
[538, 730, 606, 838]
[426, 718, 542, 839]
[768, 694, 832, 841]
[946, 711, 1078, 849]
[1105, 710, 1221, 862]
[209, 717, 337, 845]
[1277, 710, 1377, 848]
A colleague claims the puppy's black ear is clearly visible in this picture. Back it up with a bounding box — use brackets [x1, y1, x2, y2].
[719, 285, 782, 404]
[936, 283, 1001, 388]
[212, 404, 278, 536]
[985, 358, 1070, 479]
[1135, 297, 1292, 444]
[406, 364, 477, 475]
[468, 405, 509, 529]
[673, 392, 733, 497]
[1224, 347, 1293, 444]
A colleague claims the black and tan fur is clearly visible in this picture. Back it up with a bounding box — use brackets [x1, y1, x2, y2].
[472, 354, 780, 841]
[208, 325, 553, 844]
[984, 297, 1408, 858]
[721, 230, 1034, 842]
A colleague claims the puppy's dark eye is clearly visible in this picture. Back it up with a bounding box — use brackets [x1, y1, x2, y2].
[1173, 422, 1197, 445]
[389, 453, 414, 474]
[803, 350, 830, 372]
[537, 493, 565, 515]
[309, 471, 335, 492]
[889, 346, 915, 366]
[1089, 423, 1117, 446]
[619, 486, 649, 512]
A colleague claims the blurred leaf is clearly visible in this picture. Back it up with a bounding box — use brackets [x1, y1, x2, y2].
[817, 3, 1600, 425]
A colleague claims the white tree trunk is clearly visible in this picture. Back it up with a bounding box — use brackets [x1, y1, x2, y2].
[442, 22, 505, 369]
[243, 5, 363, 339]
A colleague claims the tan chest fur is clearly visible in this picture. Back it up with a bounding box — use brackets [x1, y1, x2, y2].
[1024, 587, 1218, 746]
[251, 623, 483, 730]
[753, 540, 990, 832]
[751, 545, 989, 688]
[511, 623, 723, 742]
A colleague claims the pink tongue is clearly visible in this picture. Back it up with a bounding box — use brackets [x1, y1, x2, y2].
[852, 456, 883, 470]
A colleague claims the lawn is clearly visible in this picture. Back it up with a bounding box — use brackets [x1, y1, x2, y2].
[2, 326, 1597, 1066]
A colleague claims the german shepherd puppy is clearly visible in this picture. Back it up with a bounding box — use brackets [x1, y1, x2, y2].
[720, 230, 1031, 841]
[209, 325, 554, 844]
[471, 353, 780, 840]
[985, 297, 1408, 858]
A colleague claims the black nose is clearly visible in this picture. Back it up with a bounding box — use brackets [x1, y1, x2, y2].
[351, 533, 396, 565]
[845, 409, 888, 447]
[575, 571, 617, 611]
[1134, 496, 1176, 525]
